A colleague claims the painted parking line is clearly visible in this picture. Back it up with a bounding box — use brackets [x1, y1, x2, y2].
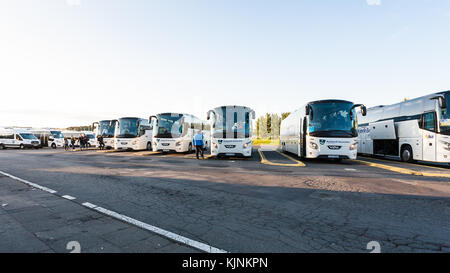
[0, 170, 57, 194]
[258, 149, 305, 167]
[359, 156, 450, 171]
[81, 202, 227, 253]
[0, 170, 227, 253]
[62, 195, 76, 200]
[355, 160, 450, 178]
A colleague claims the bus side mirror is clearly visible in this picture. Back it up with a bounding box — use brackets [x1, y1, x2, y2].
[110, 120, 118, 126]
[149, 116, 157, 125]
[251, 110, 256, 120]
[361, 105, 367, 116]
[430, 95, 447, 109]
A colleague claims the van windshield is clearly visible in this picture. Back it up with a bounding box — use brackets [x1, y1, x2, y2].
[20, 133, 38, 140]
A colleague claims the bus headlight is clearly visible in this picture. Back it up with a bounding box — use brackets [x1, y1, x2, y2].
[349, 143, 357, 150]
[132, 140, 137, 145]
[243, 141, 251, 149]
[309, 142, 318, 150]
[212, 141, 218, 149]
[175, 141, 181, 146]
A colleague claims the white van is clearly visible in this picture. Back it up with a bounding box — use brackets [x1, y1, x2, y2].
[0, 128, 41, 149]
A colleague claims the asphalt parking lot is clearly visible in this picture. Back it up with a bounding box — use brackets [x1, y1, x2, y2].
[0, 146, 449, 253]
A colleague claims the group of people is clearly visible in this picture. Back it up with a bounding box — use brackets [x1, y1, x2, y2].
[63, 134, 91, 151]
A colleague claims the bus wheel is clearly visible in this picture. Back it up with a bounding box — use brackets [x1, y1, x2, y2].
[188, 143, 193, 153]
[401, 145, 413, 162]
[146, 142, 152, 151]
[51, 143, 56, 149]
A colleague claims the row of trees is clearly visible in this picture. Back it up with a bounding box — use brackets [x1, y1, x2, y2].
[255, 112, 290, 139]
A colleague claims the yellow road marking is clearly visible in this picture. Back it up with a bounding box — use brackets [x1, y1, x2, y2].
[359, 156, 450, 171]
[258, 148, 305, 167]
[355, 160, 450, 178]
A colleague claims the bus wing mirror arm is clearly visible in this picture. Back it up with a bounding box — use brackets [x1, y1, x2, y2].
[206, 110, 213, 120]
[149, 115, 157, 124]
[352, 104, 367, 116]
[430, 95, 447, 109]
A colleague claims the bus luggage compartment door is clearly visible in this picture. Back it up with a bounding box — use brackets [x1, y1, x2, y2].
[369, 119, 396, 140]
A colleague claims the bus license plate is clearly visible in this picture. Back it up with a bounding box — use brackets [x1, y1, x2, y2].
[163, 149, 170, 152]
[226, 153, 235, 156]
[328, 155, 339, 158]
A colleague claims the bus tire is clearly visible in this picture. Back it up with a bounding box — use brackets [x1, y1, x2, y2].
[401, 145, 413, 162]
[146, 142, 152, 151]
[188, 143, 193, 153]
[51, 143, 56, 149]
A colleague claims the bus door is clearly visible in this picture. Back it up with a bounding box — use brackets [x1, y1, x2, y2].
[422, 112, 437, 161]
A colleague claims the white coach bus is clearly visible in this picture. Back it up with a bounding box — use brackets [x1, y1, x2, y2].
[30, 128, 64, 148]
[280, 100, 367, 160]
[0, 128, 41, 149]
[114, 117, 153, 151]
[92, 120, 117, 149]
[206, 105, 255, 158]
[149, 113, 209, 153]
[357, 91, 450, 163]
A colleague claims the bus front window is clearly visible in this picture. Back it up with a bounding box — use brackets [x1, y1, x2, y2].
[99, 121, 116, 138]
[155, 114, 182, 138]
[439, 92, 450, 135]
[117, 118, 139, 138]
[308, 101, 357, 138]
[50, 131, 64, 139]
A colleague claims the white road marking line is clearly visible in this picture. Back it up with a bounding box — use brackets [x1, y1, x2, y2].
[1, 171, 227, 253]
[62, 195, 76, 200]
[0, 170, 57, 194]
[89, 205, 228, 253]
[345, 168, 357, 171]
[82, 202, 97, 209]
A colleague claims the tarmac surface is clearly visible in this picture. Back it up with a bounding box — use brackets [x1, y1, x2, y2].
[0, 145, 449, 253]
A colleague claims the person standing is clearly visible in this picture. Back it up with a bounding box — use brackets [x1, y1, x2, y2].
[192, 130, 204, 160]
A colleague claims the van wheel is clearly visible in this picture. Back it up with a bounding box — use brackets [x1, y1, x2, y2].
[146, 142, 152, 151]
[401, 145, 413, 162]
[19, 144, 24, 149]
[0, 144, 5, 150]
[51, 143, 57, 149]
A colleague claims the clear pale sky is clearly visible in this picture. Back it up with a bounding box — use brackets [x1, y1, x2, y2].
[1, 0, 449, 128]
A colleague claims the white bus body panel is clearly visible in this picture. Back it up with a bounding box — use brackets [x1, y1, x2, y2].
[369, 120, 396, 140]
[114, 131, 153, 151]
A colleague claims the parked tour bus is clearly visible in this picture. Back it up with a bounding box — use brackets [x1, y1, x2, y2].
[149, 113, 210, 153]
[30, 128, 64, 148]
[280, 100, 367, 160]
[0, 128, 41, 149]
[206, 105, 255, 158]
[114, 117, 153, 151]
[92, 120, 117, 149]
[357, 91, 450, 163]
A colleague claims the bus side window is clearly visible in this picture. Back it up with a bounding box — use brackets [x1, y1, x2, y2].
[423, 112, 436, 132]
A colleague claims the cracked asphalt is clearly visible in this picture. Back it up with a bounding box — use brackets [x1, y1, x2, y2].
[0, 147, 449, 253]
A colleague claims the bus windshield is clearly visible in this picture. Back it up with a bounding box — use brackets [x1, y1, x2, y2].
[20, 133, 38, 140]
[440, 92, 450, 135]
[98, 120, 116, 138]
[116, 118, 139, 138]
[156, 114, 182, 138]
[308, 101, 357, 138]
[50, 131, 64, 139]
[212, 107, 250, 139]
